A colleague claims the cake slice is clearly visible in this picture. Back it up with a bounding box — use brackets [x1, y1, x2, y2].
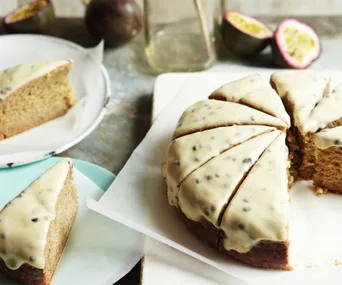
[163, 125, 275, 206]
[0, 158, 78, 285]
[177, 131, 280, 248]
[0, 60, 76, 141]
[304, 83, 342, 133]
[209, 74, 267, 102]
[173, 100, 287, 139]
[219, 133, 290, 270]
[271, 70, 330, 180]
[209, 75, 290, 128]
[313, 126, 342, 193]
[270, 70, 330, 128]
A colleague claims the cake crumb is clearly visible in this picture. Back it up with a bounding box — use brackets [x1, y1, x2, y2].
[305, 263, 313, 268]
[334, 260, 342, 266]
[315, 187, 328, 196]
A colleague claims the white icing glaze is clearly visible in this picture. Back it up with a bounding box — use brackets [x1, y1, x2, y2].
[211, 74, 267, 102]
[221, 133, 289, 253]
[178, 131, 280, 227]
[313, 126, 342, 149]
[271, 70, 330, 130]
[303, 83, 342, 133]
[173, 100, 287, 139]
[0, 60, 72, 102]
[241, 87, 290, 128]
[211, 75, 290, 128]
[0, 158, 72, 270]
[165, 125, 275, 206]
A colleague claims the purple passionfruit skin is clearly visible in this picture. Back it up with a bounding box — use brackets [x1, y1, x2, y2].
[84, 0, 143, 47]
[3, 0, 55, 34]
[272, 18, 321, 69]
[221, 11, 273, 57]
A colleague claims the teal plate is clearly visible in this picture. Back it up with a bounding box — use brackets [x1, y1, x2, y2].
[0, 157, 143, 285]
[0, 157, 115, 199]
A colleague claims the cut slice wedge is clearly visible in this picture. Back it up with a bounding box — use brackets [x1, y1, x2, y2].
[209, 74, 268, 102]
[271, 70, 330, 130]
[304, 83, 342, 133]
[164, 125, 275, 206]
[210, 75, 290, 127]
[0, 158, 78, 285]
[173, 100, 287, 139]
[313, 126, 342, 149]
[219, 133, 290, 269]
[177, 131, 280, 247]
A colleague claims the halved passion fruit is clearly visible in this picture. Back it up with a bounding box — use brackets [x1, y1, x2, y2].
[272, 19, 321, 69]
[3, 0, 55, 34]
[221, 11, 273, 57]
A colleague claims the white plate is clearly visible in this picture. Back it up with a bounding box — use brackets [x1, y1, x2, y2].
[0, 157, 143, 285]
[0, 35, 110, 168]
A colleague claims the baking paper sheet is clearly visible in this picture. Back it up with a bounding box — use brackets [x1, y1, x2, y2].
[88, 72, 342, 285]
[0, 36, 107, 166]
[0, 165, 143, 285]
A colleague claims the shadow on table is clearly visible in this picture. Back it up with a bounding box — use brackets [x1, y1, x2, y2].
[133, 94, 153, 145]
[114, 261, 141, 285]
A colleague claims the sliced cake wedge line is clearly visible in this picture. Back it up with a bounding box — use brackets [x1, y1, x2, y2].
[163, 126, 277, 206]
[172, 100, 287, 140]
[209, 75, 290, 128]
[176, 131, 281, 249]
[219, 133, 290, 270]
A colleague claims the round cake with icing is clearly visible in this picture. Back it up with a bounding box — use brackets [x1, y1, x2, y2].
[162, 71, 342, 270]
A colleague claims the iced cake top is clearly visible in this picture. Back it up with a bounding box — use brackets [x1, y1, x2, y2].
[0, 60, 71, 102]
[0, 158, 72, 270]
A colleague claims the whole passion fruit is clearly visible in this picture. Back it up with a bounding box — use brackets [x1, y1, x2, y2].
[84, 0, 143, 47]
[221, 11, 273, 57]
[3, 0, 55, 34]
[272, 18, 321, 69]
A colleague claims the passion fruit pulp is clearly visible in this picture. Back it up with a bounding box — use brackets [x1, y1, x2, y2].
[272, 19, 321, 69]
[221, 11, 273, 57]
[3, 0, 55, 34]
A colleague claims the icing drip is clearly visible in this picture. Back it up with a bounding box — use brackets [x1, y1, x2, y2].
[271, 70, 330, 131]
[303, 83, 342, 133]
[0, 60, 72, 102]
[313, 126, 342, 149]
[0, 158, 72, 270]
[178, 131, 280, 227]
[173, 100, 287, 139]
[165, 125, 275, 206]
[221, 133, 289, 253]
[210, 75, 290, 128]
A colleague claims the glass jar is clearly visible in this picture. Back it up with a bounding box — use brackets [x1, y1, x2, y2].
[144, 0, 220, 72]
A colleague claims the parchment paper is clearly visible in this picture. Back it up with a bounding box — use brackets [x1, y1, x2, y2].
[88, 72, 342, 285]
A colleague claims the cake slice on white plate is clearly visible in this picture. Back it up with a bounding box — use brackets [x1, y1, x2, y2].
[0, 158, 78, 285]
[0, 60, 77, 141]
